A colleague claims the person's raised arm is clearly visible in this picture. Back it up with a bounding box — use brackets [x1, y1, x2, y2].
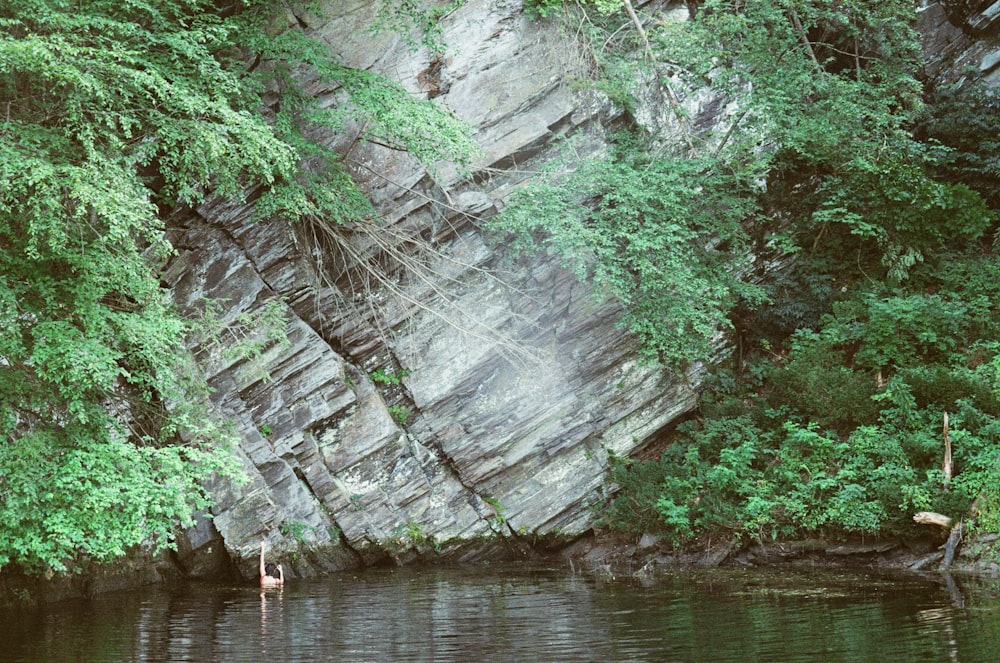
[259, 540, 267, 580]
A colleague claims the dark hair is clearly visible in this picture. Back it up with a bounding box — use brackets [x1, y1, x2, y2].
[264, 562, 281, 579]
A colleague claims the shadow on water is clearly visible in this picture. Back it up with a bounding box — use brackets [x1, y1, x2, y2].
[2, 564, 1000, 662]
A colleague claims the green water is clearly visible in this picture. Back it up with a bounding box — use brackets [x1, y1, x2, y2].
[3, 564, 999, 662]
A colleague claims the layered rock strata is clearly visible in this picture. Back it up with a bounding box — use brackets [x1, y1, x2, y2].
[165, 0, 708, 579]
[162, 0, 1000, 582]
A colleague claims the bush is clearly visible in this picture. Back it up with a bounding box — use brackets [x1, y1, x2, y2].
[604, 413, 962, 544]
[918, 83, 1000, 209]
[766, 329, 881, 432]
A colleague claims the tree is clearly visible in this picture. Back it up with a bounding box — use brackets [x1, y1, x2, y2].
[0, 0, 476, 572]
[514, 0, 1000, 542]
[499, 0, 990, 366]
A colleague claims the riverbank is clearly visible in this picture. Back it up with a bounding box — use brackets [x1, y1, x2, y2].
[4, 527, 998, 610]
[562, 529, 1000, 578]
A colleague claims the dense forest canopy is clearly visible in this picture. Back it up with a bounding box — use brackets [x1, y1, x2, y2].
[0, 0, 475, 572]
[500, 0, 1000, 544]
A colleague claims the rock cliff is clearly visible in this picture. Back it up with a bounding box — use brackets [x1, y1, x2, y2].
[158, 0, 1000, 582]
[921, 0, 1000, 83]
[163, 0, 708, 580]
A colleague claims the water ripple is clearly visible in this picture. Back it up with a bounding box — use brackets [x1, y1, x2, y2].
[5, 565, 999, 662]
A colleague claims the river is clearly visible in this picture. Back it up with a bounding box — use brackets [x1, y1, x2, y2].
[5, 563, 999, 662]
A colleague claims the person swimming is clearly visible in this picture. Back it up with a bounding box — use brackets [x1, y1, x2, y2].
[259, 540, 284, 587]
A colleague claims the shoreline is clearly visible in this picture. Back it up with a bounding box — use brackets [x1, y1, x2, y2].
[4, 529, 998, 610]
[561, 530, 1000, 578]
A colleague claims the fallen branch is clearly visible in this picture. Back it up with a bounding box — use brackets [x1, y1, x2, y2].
[913, 511, 964, 569]
[942, 412, 952, 489]
[941, 521, 964, 569]
[913, 511, 952, 529]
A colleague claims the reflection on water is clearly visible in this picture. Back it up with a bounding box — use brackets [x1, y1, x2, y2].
[4, 564, 1000, 662]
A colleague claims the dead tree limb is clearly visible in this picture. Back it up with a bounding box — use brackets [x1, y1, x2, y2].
[943, 412, 953, 489]
[913, 512, 952, 529]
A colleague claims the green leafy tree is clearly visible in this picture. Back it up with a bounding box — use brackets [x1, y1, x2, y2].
[493, 142, 766, 368]
[0, 0, 475, 572]
[656, 0, 991, 283]
[503, 0, 989, 370]
[515, 0, 1000, 542]
[918, 82, 1000, 208]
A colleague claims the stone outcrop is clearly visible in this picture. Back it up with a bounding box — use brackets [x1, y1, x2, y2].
[921, 0, 1000, 83]
[938, 0, 1000, 38]
[158, 0, 1000, 582]
[163, 0, 709, 580]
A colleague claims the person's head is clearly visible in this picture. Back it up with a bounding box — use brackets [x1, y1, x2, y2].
[265, 562, 281, 579]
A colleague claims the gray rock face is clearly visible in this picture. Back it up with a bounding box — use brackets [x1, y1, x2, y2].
[939, 0, 1000, 37]
[161, 1, 1000, 581]
[921, 0, 1000, 84]
[162, 0, 708, 578]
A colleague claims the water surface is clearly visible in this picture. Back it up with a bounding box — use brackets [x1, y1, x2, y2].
[5, 564, 1000, 662]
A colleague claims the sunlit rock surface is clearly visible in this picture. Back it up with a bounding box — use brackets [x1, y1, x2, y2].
[161, 0, 709, 578]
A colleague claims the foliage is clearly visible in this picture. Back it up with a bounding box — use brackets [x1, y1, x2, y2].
[403, 520, 428, 545]
[0, 426, 231, 572]
[604, 256, 1000, 543]
[765, 329, 881, 432]
[482, 496, 508, 526]
[493, 139, 767, 368]
[388, 405, 413, 427]
[370, 368, 411, 386]
[523, 0, 622, 19]
[280, 519, 324, 545]
[0, 0, 475, 571]
[604, 398, 998, 544]
[918, 82, 1000, 209]
[587, 0, 1000, 542]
